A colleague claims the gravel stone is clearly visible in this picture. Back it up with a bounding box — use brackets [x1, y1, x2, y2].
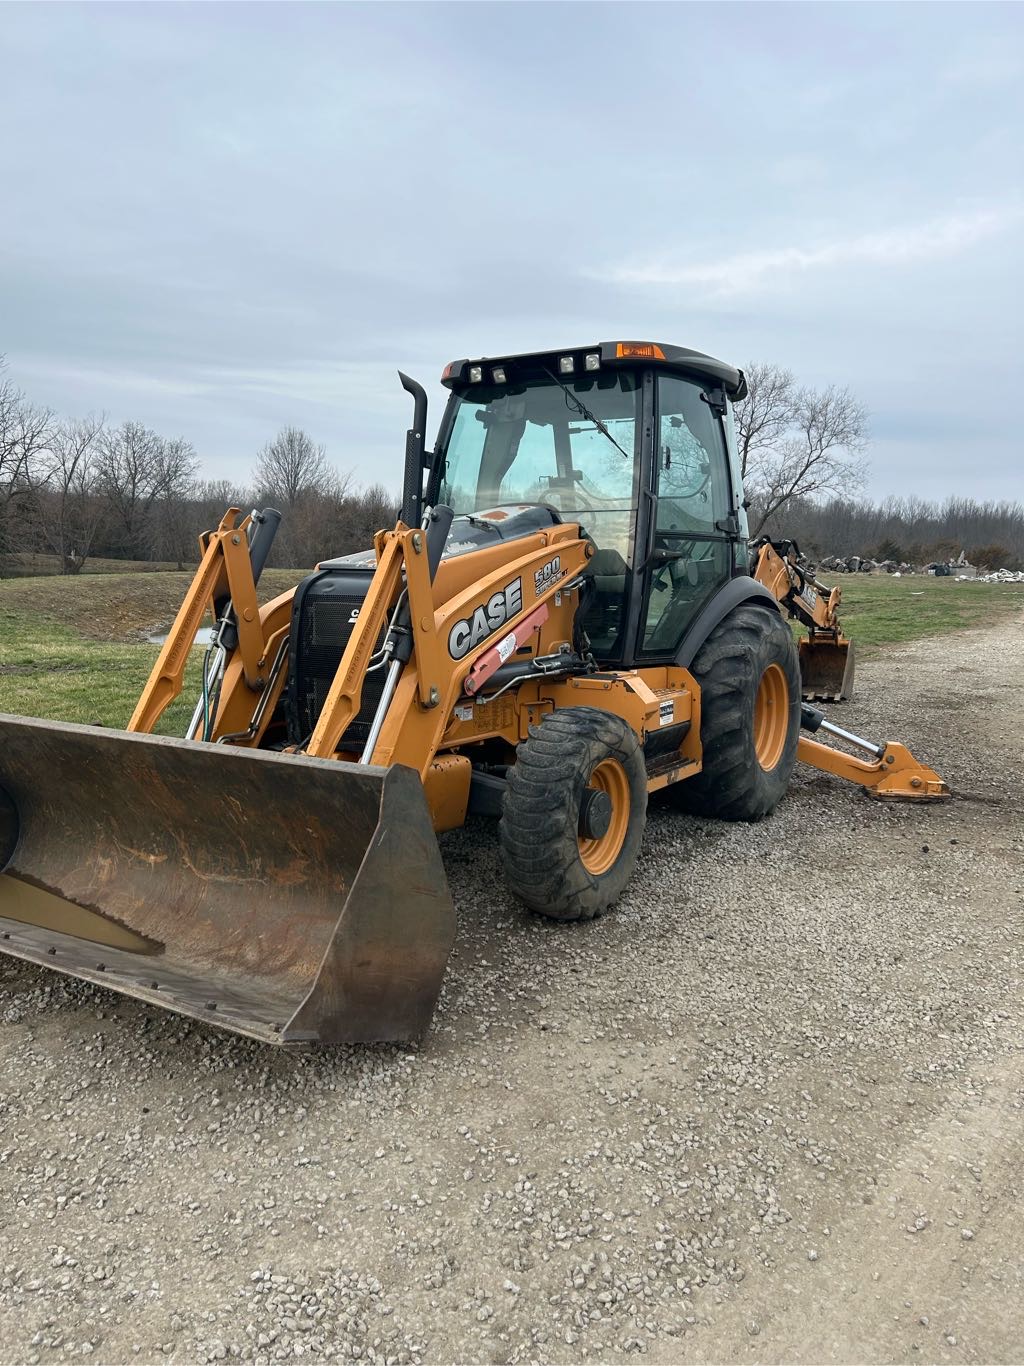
[0, 616, 1022, 1362]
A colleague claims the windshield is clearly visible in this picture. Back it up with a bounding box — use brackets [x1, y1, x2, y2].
[438, 372, 640, 561]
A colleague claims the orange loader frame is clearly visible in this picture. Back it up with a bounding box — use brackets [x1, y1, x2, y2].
[131, 509, 948, 816]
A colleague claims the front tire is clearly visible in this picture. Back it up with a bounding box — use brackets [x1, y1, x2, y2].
[674, 603, 801, 821]
[499, 708, 647, 921]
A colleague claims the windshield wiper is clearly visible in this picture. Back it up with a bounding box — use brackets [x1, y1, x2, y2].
[464, 514, 501, 534]
[544, 368, 632, 461]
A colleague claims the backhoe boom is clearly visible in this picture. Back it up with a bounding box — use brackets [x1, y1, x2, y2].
[751, 538, 856, 701]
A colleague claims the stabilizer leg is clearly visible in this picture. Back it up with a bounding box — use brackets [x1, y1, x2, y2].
[798, 705, 949, 800]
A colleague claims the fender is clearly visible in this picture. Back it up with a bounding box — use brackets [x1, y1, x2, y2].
[674, 575, 781, 670]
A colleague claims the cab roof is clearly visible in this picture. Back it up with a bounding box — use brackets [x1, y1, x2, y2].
[441, 341, 747, 400]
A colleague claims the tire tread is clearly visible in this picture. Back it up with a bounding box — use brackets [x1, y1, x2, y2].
[499, 706, 647, 921]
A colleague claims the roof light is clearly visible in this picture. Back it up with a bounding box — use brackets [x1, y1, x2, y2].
[491, 366, 506, 384]
[559, 355, 574, 375]
[468, 365, 483, 383]
[584, 353, 600, 371]
[616, 342, 665, 360]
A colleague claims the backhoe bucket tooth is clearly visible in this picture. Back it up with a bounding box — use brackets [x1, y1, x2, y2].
[799, 637, 855, 702]
[0, 714, 455, 1045]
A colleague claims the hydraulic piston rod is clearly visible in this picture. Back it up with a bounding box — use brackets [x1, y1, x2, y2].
[800, 704, 885, 759]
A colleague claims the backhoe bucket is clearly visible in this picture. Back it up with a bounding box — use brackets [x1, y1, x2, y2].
[0, 715, 455, 1045]
[799, 636, 855, 702]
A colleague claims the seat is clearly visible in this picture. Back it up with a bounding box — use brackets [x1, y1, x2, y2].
[579, 546, 630, 659]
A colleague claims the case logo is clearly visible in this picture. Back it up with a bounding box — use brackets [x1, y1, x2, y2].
[448, 578, 523, 659]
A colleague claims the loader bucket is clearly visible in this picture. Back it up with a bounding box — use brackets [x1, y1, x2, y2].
[799, 636, 855, 702]
[0, 714, 455, 1045]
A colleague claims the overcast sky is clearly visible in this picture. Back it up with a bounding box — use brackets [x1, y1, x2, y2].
[2, 1, 1021, 502]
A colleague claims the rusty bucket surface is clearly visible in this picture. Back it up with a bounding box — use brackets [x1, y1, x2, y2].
[0, 714, 455, 1045]
[799, 637, 856, 702]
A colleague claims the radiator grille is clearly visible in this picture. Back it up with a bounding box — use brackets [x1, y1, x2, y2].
[288, 574, 385, 750]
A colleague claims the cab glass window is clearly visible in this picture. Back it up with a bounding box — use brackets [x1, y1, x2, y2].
[438, 369, 641, 659]
[438, 371, 640, 564]
[640, 374, 734, 655]
[654, 375, 730, 536]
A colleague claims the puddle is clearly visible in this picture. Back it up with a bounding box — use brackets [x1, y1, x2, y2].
[147, 626, 218, 646]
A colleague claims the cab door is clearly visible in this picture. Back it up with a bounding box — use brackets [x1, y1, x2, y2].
[638, 373, 736, 659]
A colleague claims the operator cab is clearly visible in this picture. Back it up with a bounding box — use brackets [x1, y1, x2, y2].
[428, 342, 750, 668]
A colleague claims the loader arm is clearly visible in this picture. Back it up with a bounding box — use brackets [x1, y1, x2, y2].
[130, 508, 276, 736]
[305, 514, 591, 777]
[306, 527, 411, 759]
[367, 525, 591, 776]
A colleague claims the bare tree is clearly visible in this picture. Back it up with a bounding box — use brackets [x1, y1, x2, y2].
[152, 437, 200, 567]
[0, 357, 53, 557]
[329, 482, 399, 552]
[94, 421, 170, 558]
[32, 415, 105, 572]
[734, 362, 797, 483]
[734, 363, 869, 537]
[252, 427, 354, 566]
[195, 477, 250, 511]
[191, 478, 253, 539]
[254, 427, 344, 507]
[94, 420, 163, 556]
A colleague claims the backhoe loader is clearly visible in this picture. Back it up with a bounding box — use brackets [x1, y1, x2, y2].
[0, 341, 948, 1045]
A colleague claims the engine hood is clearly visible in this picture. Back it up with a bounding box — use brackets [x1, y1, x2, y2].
[318, 503, 563, 571]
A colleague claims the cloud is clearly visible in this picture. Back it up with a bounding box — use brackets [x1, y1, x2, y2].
[940, 52, 1022, 89]
[1, 4, 1022, 502]
[601, 207, 1024, 296]
[14, 358, 211, 401]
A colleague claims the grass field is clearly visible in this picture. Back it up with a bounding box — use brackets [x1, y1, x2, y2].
[0, 568, 299, 730]
[1, 569, 1021, 729]
[0, 553, 188, 578]
[810, 572, 1023, 646]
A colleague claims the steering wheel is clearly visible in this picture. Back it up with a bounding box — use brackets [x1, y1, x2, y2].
[661, 419, 712, 500]
[650, 536, 699, 595]
[661, 450, 710, 501]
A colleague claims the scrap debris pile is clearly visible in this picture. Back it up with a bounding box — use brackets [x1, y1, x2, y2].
[977, 567, 1024, 583]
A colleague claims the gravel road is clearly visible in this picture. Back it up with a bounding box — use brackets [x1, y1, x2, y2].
[2, 614, 1022, 1365]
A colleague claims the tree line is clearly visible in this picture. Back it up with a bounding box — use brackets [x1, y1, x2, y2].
[0, 358, 396, 574]
[731, 362, 1021, 568]
[759, 493, 1024, 570]
[3, 351, 1019, 576]
[733, 361, 870, 539]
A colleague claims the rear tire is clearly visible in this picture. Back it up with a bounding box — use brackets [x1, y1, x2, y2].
[674, 603, 800, 821]
[499, 707, 647, 921]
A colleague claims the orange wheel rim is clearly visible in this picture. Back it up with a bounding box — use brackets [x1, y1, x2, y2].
[578, 758, 630, 876]
[754, 663, 789, 771]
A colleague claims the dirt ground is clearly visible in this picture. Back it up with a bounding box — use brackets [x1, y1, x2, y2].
[0, 614, 1022, 1365]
